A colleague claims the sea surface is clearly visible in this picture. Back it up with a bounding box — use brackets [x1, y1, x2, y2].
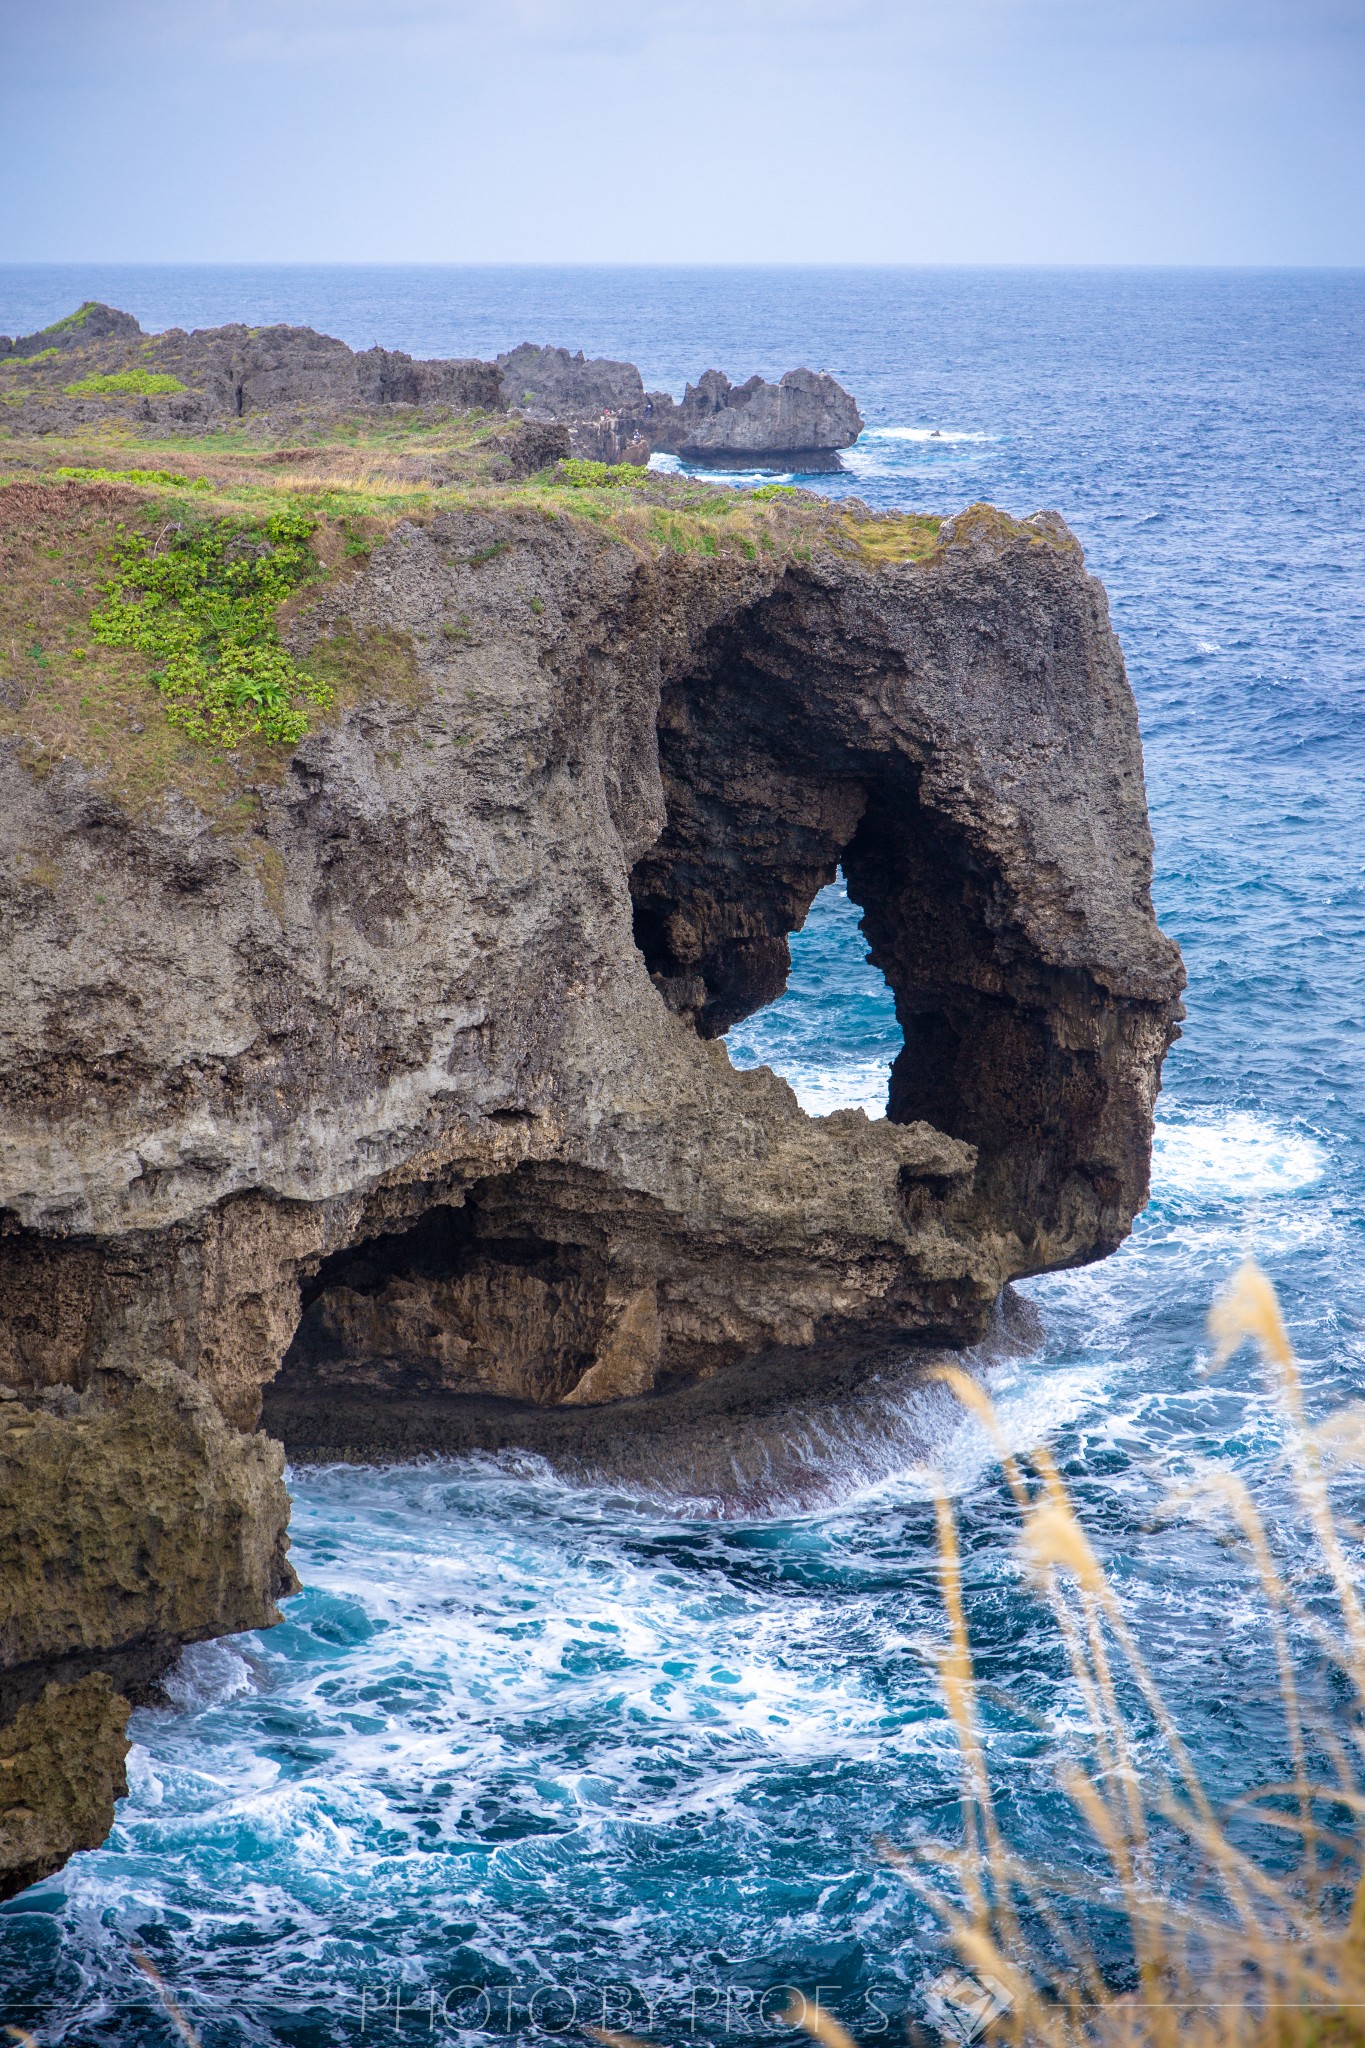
[2, 265, 1364, 2045]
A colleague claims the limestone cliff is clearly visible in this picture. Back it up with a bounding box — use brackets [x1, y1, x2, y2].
[0, 438, 1183, 1893]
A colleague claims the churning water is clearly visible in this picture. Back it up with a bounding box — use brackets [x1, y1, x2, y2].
[1, 266, 1364, 2046]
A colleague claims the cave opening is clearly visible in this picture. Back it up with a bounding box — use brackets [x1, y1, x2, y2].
[262, 580, 1173, 1448]
[622, 587, 1146, 1278]
[724, 869, 901, 1118]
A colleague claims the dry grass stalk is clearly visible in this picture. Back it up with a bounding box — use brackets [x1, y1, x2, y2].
[914, 1260, 1365, 2047]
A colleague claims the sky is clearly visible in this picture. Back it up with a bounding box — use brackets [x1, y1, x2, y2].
[1, 0, 1362, 265]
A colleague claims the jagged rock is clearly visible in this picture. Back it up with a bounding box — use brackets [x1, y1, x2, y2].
[649, 366, 864, 461]
[0, 499, 1181, 1426]
[529, 363, 864, 466]
[0, 307, 864, 463]
[130, 322, 502, 421]
[0, 1368, 296, 1677]
[0, 301, 143, 359]
[483, 419, 573, 480]
[0, 313, 500, 430]
[0, 1675, 131, 1903]
[0, 1361, 296, 1893]
[495, 343, 645, 420]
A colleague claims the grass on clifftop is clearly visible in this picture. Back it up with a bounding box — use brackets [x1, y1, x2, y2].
[0, 479, 418, 845]
[91, 509, 332, 748]
[0, 420, 947, 565]
[0, 427, 965, 832]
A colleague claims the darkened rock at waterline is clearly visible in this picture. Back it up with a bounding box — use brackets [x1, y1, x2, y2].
[265, 1290, 1048, 1516]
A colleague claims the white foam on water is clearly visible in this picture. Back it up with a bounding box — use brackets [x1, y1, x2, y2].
[648, 449, 801, 487]
[788, 1056, 890, 1118]
[861, 426, 995, 444]
[161, 1638, 258, 1712]
[725, 1045, 892, 1117]
[876, 1363, 1114, 1506]
[1151, 1110, 1327, 1201]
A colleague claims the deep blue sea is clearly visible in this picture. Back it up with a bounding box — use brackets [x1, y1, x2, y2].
[2, 266, 1364, 2046]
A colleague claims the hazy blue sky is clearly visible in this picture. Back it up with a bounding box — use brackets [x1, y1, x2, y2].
[2, 0, 1362, 264]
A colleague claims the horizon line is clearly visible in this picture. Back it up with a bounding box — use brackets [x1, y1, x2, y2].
[3, 258, 1364, 274]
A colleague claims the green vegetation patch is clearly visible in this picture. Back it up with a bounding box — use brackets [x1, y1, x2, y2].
[555, 458, 649, 489]
[749, 482, 799, 501]
[844, 511, 943, 564]
[42, 302, 100, 336]
[56, 465, 212, 491]
[90, 510, 331, 748]
[65, 369, 185, 398]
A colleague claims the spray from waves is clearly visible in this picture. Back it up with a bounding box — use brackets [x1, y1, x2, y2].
[17, 1105, 1341, 2048]
[742, 1052, 890, 1118]
[648, 450, 802, 487]
[412, 1303, 1075, 1525]
[1150, 1108, 1326, 1199]
[859, 426, 996, 444]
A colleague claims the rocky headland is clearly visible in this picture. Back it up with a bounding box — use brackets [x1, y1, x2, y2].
[0, 312, 1183, 1897]
[0, 302, 863, 466]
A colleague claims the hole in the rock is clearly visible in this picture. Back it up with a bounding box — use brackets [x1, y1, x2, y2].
[725, 869, 901, 1117]
[268, 1165, 688, 1424]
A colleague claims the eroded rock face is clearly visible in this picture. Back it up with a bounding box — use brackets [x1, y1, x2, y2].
[0, 1676, 131, 1904]
[0, 500, 1181, 1417]
[0, 300, 142, 359]
[496, 343, 646, 420]
[0, 1370, 296, 1679]
[0, 492, 1182, 1887]
[0, 1365, 296, 1896]
[125, 322, 503, 423]
[652, 367, 864, 460]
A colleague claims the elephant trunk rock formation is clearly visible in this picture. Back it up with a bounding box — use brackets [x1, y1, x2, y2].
[0, 478, 1183, 1895]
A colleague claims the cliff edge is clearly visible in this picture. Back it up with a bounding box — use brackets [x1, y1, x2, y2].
[0, 419, 1183, 1895]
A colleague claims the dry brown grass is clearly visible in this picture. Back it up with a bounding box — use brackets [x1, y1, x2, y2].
[899, 1261, 1365, 2048]
[0, 427, 952, 570]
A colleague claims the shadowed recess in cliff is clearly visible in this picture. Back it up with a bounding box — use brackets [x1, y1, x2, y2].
[276, 1171, 679, 1412]
[627, 569, 1174, 1277]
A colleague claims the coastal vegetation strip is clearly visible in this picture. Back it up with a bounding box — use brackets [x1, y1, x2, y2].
[0, 425, 954, 814]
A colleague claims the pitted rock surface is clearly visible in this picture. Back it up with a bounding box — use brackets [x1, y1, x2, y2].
[0, 488, 1182, 1890]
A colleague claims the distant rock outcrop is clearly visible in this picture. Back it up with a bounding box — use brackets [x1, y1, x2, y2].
[0, 306, 864, 464]
[491, 347, 863, 466]
[651, 367, 864, 462]
[495, 343, 645, 420]
[0, 300, 142, 358]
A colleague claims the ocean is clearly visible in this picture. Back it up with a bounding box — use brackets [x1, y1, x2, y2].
[1, 264, 1364, 2045]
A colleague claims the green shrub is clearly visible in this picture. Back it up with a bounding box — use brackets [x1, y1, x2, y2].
[55, 466, 211, 491]
[65, 368, 185, 398]
[90, 510, 330, 748]
[750, 482, 798, 501]
[42, 302, 100, 335]
[555, 458, 648, 489]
